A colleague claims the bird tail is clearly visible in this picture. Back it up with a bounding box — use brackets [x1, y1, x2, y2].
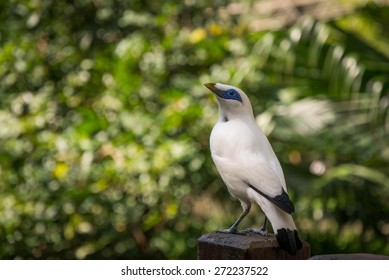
[276, 228, 303, 255]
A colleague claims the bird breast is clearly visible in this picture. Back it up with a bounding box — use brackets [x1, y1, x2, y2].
[210, 119, 261, 160]
[210, 118, 286, 189]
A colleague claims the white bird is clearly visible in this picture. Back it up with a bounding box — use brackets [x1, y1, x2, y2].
[204, 82, 303, 255]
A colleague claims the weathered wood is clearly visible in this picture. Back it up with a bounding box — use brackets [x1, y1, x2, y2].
[310, 253, 389, 260]
[197, 231, 311, 260]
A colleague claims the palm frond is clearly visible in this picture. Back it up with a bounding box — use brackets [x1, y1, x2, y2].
[251, 15, 389, 135]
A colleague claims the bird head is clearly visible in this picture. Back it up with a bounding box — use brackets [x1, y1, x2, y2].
[204, 83, 254, 121]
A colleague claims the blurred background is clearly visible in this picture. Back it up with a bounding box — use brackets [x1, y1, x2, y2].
[0, 0, 388, 259]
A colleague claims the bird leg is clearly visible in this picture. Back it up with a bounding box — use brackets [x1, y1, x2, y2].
[259, 217, 268, 236]
[245, 217, 268, 236]
[217, 204, 251, 234]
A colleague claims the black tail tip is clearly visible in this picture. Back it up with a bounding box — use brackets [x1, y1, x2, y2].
[276, 228, 303, 255]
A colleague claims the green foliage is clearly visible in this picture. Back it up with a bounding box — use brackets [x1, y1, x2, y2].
[0, 0, 388, 259]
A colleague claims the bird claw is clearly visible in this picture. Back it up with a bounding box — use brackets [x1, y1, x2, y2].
[244, 228, 268, 236]
[215, 228, 245, 235]
[259, 228, 268, 236]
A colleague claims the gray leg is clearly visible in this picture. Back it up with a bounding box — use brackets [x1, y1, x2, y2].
[259, 217, 268, 236]
[218, 202, 251, 234]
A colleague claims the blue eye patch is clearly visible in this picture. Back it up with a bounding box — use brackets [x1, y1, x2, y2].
[223, 89, 242, 103]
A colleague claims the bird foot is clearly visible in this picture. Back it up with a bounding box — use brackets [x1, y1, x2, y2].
[215, 228, 245, 235]
[244, 228, 268, 236]
[259, 228, 268, 236]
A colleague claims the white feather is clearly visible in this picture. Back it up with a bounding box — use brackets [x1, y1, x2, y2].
[209, 83, 297, 232]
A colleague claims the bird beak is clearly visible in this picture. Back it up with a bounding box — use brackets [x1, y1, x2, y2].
[204, 83, 224, 98]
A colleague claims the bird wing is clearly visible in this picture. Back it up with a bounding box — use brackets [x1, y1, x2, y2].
[246, 183, 295, 214]
[210, 120, 294, 214]
[243, 152, 295, 214]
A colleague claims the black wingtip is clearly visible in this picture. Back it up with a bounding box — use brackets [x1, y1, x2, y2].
[246, 184, 295, 214]
[276, 228, 303, 255]
[272, 189, 295, 214]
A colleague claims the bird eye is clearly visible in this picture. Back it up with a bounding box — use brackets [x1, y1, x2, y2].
[223, 88, 242, 103]
[227, 89, 236, 96]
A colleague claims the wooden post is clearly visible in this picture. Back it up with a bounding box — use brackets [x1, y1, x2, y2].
[310, 254, 389, 260]
[198, 231, 310, 260]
